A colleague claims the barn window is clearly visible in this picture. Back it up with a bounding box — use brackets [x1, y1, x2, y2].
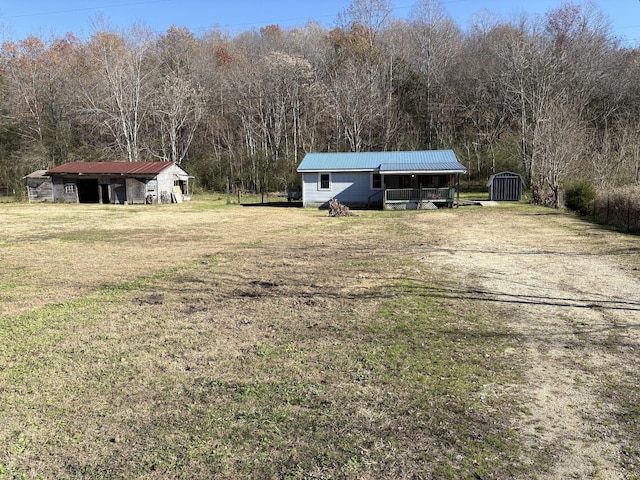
[319, 173, 331, 190]
[64, 183, 75, 194]
[371, 173, 382, 189]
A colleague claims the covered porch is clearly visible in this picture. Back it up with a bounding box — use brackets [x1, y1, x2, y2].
[380, 173, 459, 210]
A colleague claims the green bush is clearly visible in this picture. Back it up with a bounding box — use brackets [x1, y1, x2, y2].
[564, 179, 596, 216]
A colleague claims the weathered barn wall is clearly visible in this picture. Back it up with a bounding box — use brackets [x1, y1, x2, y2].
[26, 177, 54, 202]
[126, 178, 147, 204]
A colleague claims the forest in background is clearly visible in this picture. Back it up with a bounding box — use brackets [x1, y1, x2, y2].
[1, 0, 639, 207]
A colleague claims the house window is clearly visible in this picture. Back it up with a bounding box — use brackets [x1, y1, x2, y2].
[372, 173, 382, 189]
[64, 183, 75, 194]
[319, 173, 331, 190]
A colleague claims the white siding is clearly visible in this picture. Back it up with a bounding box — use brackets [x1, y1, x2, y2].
[156, 164, 190, 203]
[302, 172, 381, 207]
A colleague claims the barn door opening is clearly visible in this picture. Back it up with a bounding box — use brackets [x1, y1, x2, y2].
[77, 179, 100, 203]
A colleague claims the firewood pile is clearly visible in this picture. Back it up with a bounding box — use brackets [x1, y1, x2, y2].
[328, 198, 351, 217]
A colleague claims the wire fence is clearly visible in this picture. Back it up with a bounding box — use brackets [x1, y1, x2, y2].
[0, 186, 17, 197]
[593, 186, 640, 233]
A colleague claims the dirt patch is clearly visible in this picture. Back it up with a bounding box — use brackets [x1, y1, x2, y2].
[415, 208, 640, 479]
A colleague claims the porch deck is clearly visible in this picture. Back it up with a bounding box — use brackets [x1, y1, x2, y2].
[384, 187, 455, 209]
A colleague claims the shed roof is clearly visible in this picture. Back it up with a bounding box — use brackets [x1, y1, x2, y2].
[486, 171, 523, 186]
[297, 150, 466, 173]
[46, 161, 177, 176]
[24, 170, 49, 178]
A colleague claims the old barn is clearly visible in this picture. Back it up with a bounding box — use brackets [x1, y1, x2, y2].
[27, 162, 191, 204]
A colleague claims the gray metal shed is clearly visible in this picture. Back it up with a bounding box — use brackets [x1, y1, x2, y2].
[487, 172, 524, 201]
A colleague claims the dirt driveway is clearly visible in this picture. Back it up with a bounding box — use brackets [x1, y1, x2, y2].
[416, 207, 640, 479]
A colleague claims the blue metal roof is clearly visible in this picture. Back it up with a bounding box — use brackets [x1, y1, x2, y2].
[297, 150, 466, 173]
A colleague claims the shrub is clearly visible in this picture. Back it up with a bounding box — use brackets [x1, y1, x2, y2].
[564, 179, 596, 216]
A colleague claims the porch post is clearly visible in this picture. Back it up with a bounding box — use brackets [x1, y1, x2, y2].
[382, 175, 387, 210]
[456, 174, 460, 208]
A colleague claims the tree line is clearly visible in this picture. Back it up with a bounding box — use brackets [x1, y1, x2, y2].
[1, 0, 639, 206]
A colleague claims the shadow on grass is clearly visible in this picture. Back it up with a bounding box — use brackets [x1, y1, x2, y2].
[241, 201, 303, 208]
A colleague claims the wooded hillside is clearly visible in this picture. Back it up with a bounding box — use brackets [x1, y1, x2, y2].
[1, 0, 639, 206]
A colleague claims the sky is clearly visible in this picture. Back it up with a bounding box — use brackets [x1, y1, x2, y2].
[1, 0, 639, 46]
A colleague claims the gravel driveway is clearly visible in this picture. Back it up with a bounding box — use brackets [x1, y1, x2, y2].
[418, 207, 640, 479]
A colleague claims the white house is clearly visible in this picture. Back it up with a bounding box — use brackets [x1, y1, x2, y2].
[297, 150, 467, 209]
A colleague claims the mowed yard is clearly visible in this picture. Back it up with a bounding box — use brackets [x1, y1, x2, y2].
[1, 197, 639, 479]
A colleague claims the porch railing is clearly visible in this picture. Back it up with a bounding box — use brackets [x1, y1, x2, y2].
[385, 187, 454, 203]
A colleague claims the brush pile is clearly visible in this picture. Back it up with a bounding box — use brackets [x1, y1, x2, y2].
[328, 198, 351, 217]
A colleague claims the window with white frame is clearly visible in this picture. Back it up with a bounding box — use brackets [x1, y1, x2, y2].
[371, 173, 382, 189]
[64, 183, 75, 194]
[319, 173, 331, 190]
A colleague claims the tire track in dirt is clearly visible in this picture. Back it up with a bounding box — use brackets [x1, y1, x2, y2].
[419, 209, 640, 479]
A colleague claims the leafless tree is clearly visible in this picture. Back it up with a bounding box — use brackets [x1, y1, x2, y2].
[78, 22, 156, 162]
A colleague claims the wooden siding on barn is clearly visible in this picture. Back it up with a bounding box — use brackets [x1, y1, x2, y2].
[125, 178, 147, 204]
[51, 177, 79, 202]
[26, 178, 54, 202]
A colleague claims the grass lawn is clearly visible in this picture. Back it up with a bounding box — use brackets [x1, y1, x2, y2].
[0, 196, 628, 479]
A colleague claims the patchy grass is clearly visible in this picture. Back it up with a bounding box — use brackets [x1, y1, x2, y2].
[0, 198, 636, 478]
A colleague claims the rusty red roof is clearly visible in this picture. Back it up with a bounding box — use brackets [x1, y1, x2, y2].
[46, 161, 175, 175]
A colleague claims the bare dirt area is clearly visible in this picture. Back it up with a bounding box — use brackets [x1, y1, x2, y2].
[415, 207, 640, 479]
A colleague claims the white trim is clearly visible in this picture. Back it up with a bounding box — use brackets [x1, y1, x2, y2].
[318, 172, 331, 190]
[371, 172, 382, 190]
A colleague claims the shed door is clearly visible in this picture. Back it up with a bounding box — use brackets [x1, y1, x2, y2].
[496, 177, 521, 201]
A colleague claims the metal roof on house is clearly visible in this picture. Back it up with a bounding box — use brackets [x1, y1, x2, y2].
[46, 161, 176, 176]
[379, 162, 466, 173]
[297, 150, 466, 173]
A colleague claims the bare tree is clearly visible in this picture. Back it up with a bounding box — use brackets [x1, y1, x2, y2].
[151, 26, 204, 164]
[533, 95, 587, 207]
[78, 22, 156, 161]
[0, 34, 79, 170]
[407, 0, 461, 148]
[151, 74, 204, 164]
[337, 0, 392, 49]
